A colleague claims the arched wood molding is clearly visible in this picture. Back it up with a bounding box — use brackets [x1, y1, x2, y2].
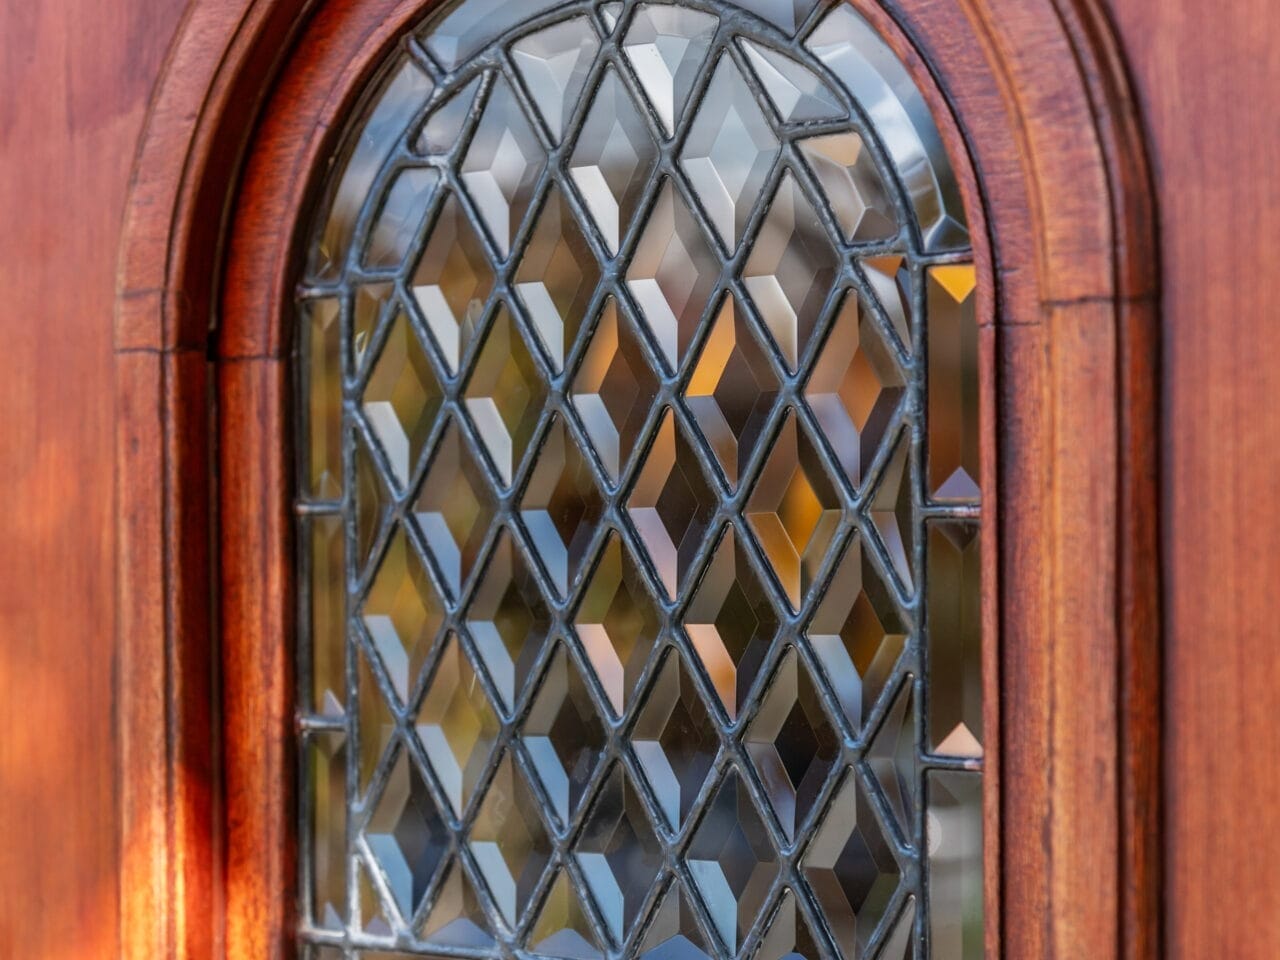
[113, 0, 1158, 957]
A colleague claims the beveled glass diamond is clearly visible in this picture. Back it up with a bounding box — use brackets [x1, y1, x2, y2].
[512, 17, 600, 142]
[571, 297, 660, 482]
[515, 184, 601, 372]
[362, 525, 445, 703]
[685, 768, 779, 954]
[741, 40, 843, 122]
[575, 764, 663, 944]
[685, 524, 779, 720]
[353, 282, 394, 371]
[363, 166, 439, 269]
[421, 856, 495, 947]
[413, 418, 495, 601]
[745, 411, 843, 610]
[465, 529, 552, 712]
[802, 769, 899, 960]
[639, 879, 714, 960]
[574, 531, 662, 718]
[744, 647, 840, 841]
[879, 898, 917, 960]
[684, 294, 779, 489]
[416, 76, 482, 156]
[571, 67, 659, 255]
[356, 432, 392, 573]
[460, 76, 546, 257]
[519, 414, 606, 598]
[743, 171, 839, 371]
[860, 254, 911, 350]
[358, 853, 394, 936]
[632, 650, 717, 830]
[530, 869, 605, 960]
[411, 193, 494, 374]
[868, 434, 914, 590]
[366, 749, 449, 920]
[730, 0, 822, 35]
[626, 408, 717, 599]
[414, 632, 500, 817]
[463, 305, 547, 487]
[799, 133, 897, 243]
[468, 751, 554, 927]
[626, 179, 721, 372]
[358, 644, 395, 797]
[522, 643, 607, 823]
[754, 888, 823, 960]
[680, 54, 779, 250]
[362, 306, 442, 487]
[805, 536, 907, 733]
[622, 5, 718, 136]
[867, 679, 915, 841]
[805, 289, 905, 488]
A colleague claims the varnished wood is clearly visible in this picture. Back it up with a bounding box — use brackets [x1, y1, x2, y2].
[1104, 1, 1280, 956]
[0, 0, 187, 954]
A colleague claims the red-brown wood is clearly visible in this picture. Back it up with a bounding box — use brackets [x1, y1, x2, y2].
[0, 0, 187, 954]
[1103, 1, 1280, 956]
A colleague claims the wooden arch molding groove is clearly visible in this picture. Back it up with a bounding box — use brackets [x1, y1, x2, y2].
[113, 0, 1159, 957]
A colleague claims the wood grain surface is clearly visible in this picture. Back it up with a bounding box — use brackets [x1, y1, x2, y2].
[1108, 1, 1280, 956]
[0, 0, 187, 955]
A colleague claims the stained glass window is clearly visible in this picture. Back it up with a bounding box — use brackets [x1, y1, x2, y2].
[294, 1, 983, 958]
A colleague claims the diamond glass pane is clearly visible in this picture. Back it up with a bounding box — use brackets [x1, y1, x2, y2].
[295, 3, 985, 956]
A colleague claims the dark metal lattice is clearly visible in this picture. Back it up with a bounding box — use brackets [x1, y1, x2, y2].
[293, 2, 984, 959]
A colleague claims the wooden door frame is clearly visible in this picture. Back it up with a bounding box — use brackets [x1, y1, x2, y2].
[113, 0, 1159, 957]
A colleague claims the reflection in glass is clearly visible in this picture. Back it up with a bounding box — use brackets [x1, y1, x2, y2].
[745, 411, 842, 610]
[571, 298, 660, 483]
[802, 769, 899, 959]
[927, 522, 983, 757]
[307, 730, 346, 929]
[927, 265, 981, 501]
[743, 171, 838, 370]
[575, 764, 664, 943]
[306, 515, 346, 715]
[296, 0, 985, 955]
[571, 68, 660, 255]
[574, 531, 662, 717]
[685, 768, 778, 954]
[302, 298, 343, 499]
[467, 751, 553, 926]
[415, 632, 499, 816]
[681, 54, 779, 249]
[684, 295, 779, 489]
[928, 772, 983, 960]
[521, 642, 606, 823]
[515, 184, 601, 371]
[632, 650, 718, 830]
[685, 524, 779, 719]
[365, 749, 449, 920]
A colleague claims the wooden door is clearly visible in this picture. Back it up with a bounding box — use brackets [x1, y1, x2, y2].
[0, 1, 1276, 958]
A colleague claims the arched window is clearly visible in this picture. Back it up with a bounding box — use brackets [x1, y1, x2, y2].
[295, 2, 983, 956]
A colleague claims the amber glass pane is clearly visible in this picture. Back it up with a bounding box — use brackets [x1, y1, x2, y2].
[294, 2, 984, 956]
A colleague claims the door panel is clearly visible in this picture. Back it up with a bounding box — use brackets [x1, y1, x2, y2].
[1, 0, 1278, 957]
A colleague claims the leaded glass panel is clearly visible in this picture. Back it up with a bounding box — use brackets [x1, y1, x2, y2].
[293, 2, 983, 958]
